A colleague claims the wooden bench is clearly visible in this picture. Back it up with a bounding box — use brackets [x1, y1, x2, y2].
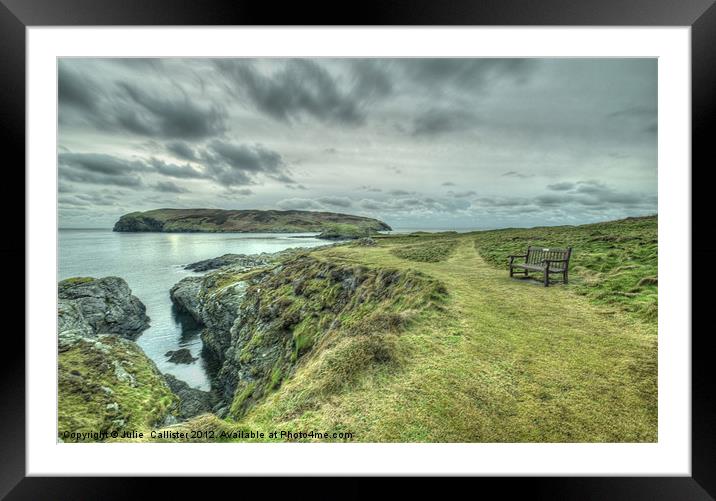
[509, 246, 573, 287]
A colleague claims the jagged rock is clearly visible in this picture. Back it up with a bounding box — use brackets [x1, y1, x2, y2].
[58, 277, 150, 341]
[164, 374, 214, 419]
[169, 277, 204, 323]
[165, 348, 197, 364]
[184, 253, 272, 272]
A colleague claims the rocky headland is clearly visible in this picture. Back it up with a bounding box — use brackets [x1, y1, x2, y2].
[112, 208, 391, 235]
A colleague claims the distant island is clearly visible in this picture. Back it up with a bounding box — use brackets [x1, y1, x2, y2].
[113, 208, 391, 238]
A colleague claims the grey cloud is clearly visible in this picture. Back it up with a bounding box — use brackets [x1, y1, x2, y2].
[442, 182, 456, 186]
[547, 182, 575, 191]
[607, 106, 658, 137]
[60, 192, 122, 207]
[207, 141, 284, 173]
[535, 194, 568, 206]
[412, 109, 476, 137]
[534, 181, 652, 208]
[360, 199, 387, 210]
[60, 169, 143, 187]
[59, 153, 145, 187]
[226, 188, 253, 196]
[502, 171, 533, 179]
[608, 106, 656, 119]
[573, 180, 608, 195]
[359, 196, 470, 213]
[317, 196, 352, 208]
[276, 198, 324, 210]
[270, 173, 297, 184]
[59, 61, 227, 140]
[473, 196, 531, 208]
[388, 189, 415, 196]
[401, 59, 536, 92]
[204, 141, 291, 187]
[153, 181, 189, 193]
[116, 82, 227, 139]
[58, 65, 101, 112]
[448, 190, 477, 198]
[349, 59, 394, 101]
[217, 59, 366, 125]
[166, 141, 198, 161]
[59, 153, 146, 176]
[572, 181, 645, 205]
[149, 158, 206, 179]
[217, 188, 254, 199]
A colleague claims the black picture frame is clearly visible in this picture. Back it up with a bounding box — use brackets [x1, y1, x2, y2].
[2, 0, 712, 498]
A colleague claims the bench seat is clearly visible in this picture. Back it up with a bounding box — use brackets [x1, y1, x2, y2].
[508, 246, 572, 286]
[511, 262, 565, 272]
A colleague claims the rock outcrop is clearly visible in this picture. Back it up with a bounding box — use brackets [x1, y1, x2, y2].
[169, 276, 204, 323]
[58, 277, 150, 345]
[163, 374, 214, 419]
[184, 251, 291, 272]
[165, 348, 197, 364]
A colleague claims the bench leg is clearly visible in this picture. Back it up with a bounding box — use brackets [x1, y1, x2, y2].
[563, 270, 568, 285]
[544, 271, 549, 287]
[509, 266, 513, 278]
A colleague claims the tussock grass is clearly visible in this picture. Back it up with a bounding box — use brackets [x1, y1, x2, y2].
[391, 238, 459, 262]
[473, 215, 657, 323]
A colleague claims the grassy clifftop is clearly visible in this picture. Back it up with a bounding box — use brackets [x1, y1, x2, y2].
[113, 208, 391, 234]
[152, 216, 657, 443]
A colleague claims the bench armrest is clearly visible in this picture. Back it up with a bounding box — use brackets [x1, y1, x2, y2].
[508, 254, 527, 258]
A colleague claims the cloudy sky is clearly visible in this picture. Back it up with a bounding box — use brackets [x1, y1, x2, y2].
[58, 58, 657, 229]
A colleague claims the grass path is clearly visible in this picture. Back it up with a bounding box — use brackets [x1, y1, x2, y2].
[275, 236, 658, 442]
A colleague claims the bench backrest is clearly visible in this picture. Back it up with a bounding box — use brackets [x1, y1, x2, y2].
[526, 246, 572, 265]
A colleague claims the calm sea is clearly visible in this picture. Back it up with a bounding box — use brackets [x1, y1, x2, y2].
[58, 229, 329, 390]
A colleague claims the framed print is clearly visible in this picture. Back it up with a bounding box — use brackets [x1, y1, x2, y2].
[3, 0, 714, 498]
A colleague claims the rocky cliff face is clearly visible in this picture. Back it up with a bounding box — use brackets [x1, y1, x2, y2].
[170, 252, 447, 420]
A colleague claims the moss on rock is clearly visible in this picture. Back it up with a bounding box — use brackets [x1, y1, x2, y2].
[58, 335, 179, 441]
